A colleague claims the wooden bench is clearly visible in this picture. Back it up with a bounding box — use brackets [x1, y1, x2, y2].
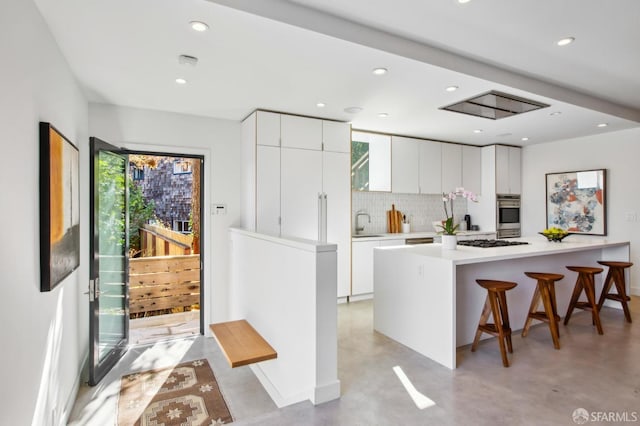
[209, 320, 277, 368]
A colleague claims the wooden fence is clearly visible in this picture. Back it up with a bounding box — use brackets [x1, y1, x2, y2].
[129, 254, 200, 316]
[140, 224, 193, 256]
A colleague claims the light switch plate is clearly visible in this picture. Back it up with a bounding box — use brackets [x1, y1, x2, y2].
[212, 204, 227, 215]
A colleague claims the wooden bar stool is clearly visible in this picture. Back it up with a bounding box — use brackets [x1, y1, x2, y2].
[522, 272, 564, 349]
[597, 261, 633, 323]
[471, 279, 518, 367]
[563, 266, 604, 334]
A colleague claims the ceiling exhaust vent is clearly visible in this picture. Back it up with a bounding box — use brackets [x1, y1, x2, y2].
[441, 90, 549, 120]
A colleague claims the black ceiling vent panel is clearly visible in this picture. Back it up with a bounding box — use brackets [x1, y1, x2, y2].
[441, 90, 549, 120]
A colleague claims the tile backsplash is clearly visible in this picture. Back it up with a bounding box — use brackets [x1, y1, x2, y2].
[352, 191, 469, 234]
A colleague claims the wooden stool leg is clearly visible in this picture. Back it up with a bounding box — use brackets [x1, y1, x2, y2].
[549, 282, 560, 338]
[471, 296, 491, 352]
[597, 270, 614, 311]
[522, 285, 541, 337]
[614, 268, 633, 323]
[540, 282, 561, 349]
[583, 273, 604, 334]
[564, 275, 584, 325]
[497, 290, 513, 353]
[488, 292, 509, 367]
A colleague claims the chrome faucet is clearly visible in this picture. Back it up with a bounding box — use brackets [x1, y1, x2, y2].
[355, 210, 371, 234]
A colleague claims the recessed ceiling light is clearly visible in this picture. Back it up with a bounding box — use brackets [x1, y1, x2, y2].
[473, 129, 483, 134]
[521, 137, 529, 141]
[190, 21, 209, 32]
[175, 78, 187, 85]
[550, 111, 562, 116]
[372, 68, 388, 76]
[557, 37, 575, 46]
[458, 0, 471, 3]
[378, 113, 389, 118]
[445, 85, 459, 92]
[344, 106, 363, 114]
[597, 123, 608, 128]
[316, 102, 326, 108]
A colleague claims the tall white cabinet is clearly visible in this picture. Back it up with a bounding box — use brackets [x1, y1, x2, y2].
[242, 110, 352, 298]
[495, 145, 521, 195]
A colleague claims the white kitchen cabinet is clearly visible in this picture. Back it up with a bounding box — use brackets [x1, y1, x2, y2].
[419, 140, 443, 194]
[256, 145, 281, 236]
[496, 145, 521, 194]
[323, 151, 351, 298]
[441, 143, 462, 193]
[322, 121, 350, 153]
[391, 136, 419, 193]
[462, 145, 481, 195]
[245, 110, 351, 298]
[281, 114, 322, 150]
[351, 238, 405, 296]
[256, 111, 281, 146]
[352, 240, 378, 296]
[280, 147, 323, 240]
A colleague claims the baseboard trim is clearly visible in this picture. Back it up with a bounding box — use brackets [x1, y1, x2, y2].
[312, 380, 341, 405]
[62, 351, 88, 424]
[249, 363, 309, 408]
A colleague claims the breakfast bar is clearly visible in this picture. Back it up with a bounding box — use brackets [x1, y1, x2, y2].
[373, 237, 630, 369]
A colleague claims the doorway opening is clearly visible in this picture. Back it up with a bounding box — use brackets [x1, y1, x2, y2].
[126, 152, 204, 345]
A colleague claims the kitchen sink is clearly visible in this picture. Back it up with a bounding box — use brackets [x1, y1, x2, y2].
[352, 234, 383, 238]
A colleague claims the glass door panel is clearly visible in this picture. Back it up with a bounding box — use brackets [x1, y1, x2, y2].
[89, 137, 129, 386]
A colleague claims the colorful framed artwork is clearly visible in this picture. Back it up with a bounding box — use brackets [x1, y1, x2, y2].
[40, 122, 80, 291]
[545, 169, 606, 235]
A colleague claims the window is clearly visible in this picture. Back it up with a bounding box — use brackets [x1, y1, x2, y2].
[132, 167, 145, 181]
[173, 220, 192, 234]
[173, 159, 192, 175]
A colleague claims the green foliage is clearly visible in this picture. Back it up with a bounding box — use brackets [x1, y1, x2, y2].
[437, 217, 459, 235]
[129, 181, 155, 253]
[351, 141, 370, 190]
[98, 153, 126, 255]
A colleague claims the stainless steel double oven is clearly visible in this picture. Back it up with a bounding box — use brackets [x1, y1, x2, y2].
[497, 194, 521, 238]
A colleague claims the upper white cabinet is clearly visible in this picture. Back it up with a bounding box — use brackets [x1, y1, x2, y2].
[419, 140, 443, 194]
[323, 121, 350, 153]
[440, 143, 462, 192]
[462, 145, 481, 195]
[281, 114, 322, 150]
[495, 145, 521, 194]
[256, 111, 281, 146]
[392, 136, 420, 194]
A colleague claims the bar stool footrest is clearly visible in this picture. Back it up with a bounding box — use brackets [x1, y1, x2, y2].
[529, 312, 561, 322]
[605, 294, 632, 302]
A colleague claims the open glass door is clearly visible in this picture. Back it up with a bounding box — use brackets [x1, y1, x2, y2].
[89, 137, 129, 385]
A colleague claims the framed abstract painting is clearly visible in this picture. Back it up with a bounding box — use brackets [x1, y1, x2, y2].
[545, 169, 606, 235]
[40, 122, 80, 291]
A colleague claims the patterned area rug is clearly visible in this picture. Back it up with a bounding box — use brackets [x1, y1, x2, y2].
[117, 359, 233, 425]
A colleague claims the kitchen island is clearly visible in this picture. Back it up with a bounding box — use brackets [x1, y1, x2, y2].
[373, 236, 630, 369]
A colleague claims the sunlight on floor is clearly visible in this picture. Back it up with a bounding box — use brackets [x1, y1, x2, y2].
[69, 338, 196, 425]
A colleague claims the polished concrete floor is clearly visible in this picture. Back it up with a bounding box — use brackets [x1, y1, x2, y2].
[70, 297, 640, 425]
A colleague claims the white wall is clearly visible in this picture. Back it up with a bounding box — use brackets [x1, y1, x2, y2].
[522, 127, 640, 295]
[0, 0, 89, 424]
[88, 103, 242, 323]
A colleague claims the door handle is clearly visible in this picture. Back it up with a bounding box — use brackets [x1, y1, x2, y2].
[87, 278, 101, 301]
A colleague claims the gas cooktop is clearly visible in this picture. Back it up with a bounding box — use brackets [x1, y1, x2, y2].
[457, 239, 529, 248]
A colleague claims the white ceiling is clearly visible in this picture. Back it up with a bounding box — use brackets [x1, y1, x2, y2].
[34, 0, 640, 146]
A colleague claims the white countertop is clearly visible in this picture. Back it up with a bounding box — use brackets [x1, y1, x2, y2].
[351, 230, 495, 242]
[375, 235, 630, 265]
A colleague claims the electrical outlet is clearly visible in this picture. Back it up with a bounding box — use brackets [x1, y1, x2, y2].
[625, 212, 637, 222]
